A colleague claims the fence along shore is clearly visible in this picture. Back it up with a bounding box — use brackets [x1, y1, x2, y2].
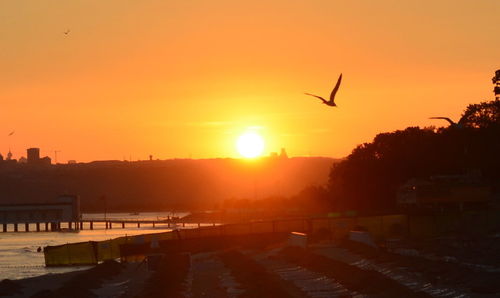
[43, 211, 497, 266]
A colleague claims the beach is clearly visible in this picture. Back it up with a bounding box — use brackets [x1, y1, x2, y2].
[3, 231, 500, 297]
[0, 212, 188, 280]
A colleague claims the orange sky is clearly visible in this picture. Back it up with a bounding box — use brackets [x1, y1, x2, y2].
[1, 0, 499, 162]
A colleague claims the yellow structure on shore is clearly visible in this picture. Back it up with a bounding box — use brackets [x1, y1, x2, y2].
[44, 215, 407, 266]
[45, 210, 497, 267]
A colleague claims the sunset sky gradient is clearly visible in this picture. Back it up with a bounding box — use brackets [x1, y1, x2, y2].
[1, 0, 498, 162]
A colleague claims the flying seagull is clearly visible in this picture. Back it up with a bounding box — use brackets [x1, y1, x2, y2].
[63, 29, 70, 35]
[429, 117, 464, 128]
[8, 131, 14, 136]
[305, 73, 343, 107]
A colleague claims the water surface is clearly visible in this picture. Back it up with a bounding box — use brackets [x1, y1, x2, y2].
[0, 212, 191, 280]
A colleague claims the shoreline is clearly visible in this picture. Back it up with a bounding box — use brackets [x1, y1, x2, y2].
[1, 269, 85, 297]
[1, 261, 151, 298]
[4, 232, 500, 297]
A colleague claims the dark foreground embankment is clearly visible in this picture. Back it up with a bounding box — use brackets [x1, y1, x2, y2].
[279, 246, 430, 297]
[31, 260, 123, 298]
[7, 229, 500, 297]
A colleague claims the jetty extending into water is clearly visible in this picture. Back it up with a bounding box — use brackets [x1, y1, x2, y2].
[0, 195, 217, 232]
[0, 216, 219, 232]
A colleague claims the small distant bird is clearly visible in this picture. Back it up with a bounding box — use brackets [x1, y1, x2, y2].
[305, 73, 343, 107]
[429, 117, 464, 128]
[8, 131, 14, 136]
[63, 29, 70, 35]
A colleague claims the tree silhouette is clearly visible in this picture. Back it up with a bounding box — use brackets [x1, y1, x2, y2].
[493, 69, 500, 99]
[328, 99, 500, 213]
[461, 99, 500, 129]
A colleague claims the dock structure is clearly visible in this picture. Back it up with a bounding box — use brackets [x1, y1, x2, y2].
[1, 216, 217, 232]
[0, 195, 80, 232]
[73, 218, 217, 231]
[0, 194, 218, 232]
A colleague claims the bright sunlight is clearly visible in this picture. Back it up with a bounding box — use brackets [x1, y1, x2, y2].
[236, 132, 265, 158]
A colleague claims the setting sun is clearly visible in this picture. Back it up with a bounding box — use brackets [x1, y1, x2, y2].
[236, 132, 265, 158]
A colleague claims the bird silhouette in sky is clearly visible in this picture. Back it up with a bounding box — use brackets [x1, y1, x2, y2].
[63, 29, 70, 35]
[8, 131, 14, 136]
[429, 117, 464, 128]
[305, 73, 342, 107]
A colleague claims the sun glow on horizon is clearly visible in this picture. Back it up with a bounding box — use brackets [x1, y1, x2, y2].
[1, 1, 497, 162]
[236, 132, 265, 158]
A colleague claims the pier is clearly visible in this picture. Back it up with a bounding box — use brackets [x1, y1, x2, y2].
[77, 218, 216, 230]
[0, 195, 219, 232]
[0, 218, 218, 232]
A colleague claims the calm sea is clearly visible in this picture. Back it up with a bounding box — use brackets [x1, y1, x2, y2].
[0, 212, 192, 280]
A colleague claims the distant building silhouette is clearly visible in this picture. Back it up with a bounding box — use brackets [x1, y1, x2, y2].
[68, 160, 77, 164]
[27, 148, 51, 165]
[18, 156, 27, 163]
[397, 173, 489, 210]
[6, 150, 12, 161]
[27, 148, 40, 164]
[0, 154, 3, 162]
[40, 156, 52, 165]
[280, 148, 288, 159]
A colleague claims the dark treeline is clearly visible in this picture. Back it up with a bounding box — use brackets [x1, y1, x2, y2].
[0, 157, 336, 212]
[328, 99, 500, 213]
